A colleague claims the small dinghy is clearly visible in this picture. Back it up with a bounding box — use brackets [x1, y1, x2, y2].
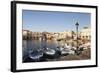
[44, 48, 56, 55]
[61, 49, 75, 55]
[29, 50, 43, 61]
[56, 47, 68, 55]
[43, 48, 56, 59]
[61, 49, 69, 55]
[58, 45, 75, 55]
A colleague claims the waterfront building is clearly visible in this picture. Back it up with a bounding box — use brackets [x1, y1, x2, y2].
[22, 30, 32, 40]
[79, 27, 91, 41]
[57, 31, 75, 40]
[23, 30, 28, 36]
[32, 32, 42, 40]
[58, 31, 67, 40]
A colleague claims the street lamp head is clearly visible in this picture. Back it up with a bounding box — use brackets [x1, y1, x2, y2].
[75, 22, 79, 26]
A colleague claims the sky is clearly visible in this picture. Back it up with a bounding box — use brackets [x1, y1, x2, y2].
[22, 10, 91, 32]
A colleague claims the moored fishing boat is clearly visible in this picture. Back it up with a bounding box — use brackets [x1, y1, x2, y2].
[28, 50, 43, 61]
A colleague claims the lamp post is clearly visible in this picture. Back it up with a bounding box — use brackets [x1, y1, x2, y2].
[75, 22, 79, 54]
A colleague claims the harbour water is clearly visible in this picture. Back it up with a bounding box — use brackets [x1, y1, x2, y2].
[22, 39, 65, 62]
[22, 39, 91, 62]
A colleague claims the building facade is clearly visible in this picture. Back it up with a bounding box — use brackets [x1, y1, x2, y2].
[79, 27, 91, 41]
